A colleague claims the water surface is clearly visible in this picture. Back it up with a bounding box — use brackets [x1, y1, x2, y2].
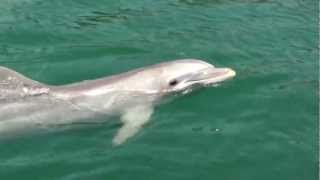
[0, 0, 318, 179]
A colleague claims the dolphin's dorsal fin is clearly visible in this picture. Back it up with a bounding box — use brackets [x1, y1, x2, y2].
[112, 105, 154, 146]
[0, 66, 49, 99]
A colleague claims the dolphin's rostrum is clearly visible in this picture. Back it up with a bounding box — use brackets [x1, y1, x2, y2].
[0, 59, 236, 145]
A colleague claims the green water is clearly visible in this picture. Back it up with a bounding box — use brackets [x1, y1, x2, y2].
[0, 0, 318, 179]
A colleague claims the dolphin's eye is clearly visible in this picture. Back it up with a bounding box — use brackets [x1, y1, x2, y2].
[169, 79, 178, 86]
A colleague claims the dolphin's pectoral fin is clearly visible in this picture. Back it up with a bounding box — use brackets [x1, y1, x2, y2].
[112, 105, 154, 146]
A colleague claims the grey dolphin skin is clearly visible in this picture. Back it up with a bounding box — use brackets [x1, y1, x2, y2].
[0, 59, 235, 145]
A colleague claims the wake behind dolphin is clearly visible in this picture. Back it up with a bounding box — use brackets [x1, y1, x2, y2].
[0, 59, 236, 145]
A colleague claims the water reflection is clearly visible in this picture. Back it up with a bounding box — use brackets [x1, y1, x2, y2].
[177, 0, 270, 6]
[75, 8, 151, 27]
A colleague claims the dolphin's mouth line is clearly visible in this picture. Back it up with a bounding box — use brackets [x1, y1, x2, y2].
[168, 67, 236, 94]
[186, 67, 236, 85]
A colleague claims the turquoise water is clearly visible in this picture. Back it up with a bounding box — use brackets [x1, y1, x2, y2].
[0, 0, 318, 179]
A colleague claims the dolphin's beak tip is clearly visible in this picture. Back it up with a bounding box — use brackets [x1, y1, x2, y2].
[227, 68, 236, 78]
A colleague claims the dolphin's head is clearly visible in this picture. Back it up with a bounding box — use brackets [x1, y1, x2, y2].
[125, 59, 236, 96]
[156, 59, 236, 94]
[51, 59, 235, 110]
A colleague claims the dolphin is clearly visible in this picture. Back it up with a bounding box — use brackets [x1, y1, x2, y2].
[0, 59, 235, 145]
